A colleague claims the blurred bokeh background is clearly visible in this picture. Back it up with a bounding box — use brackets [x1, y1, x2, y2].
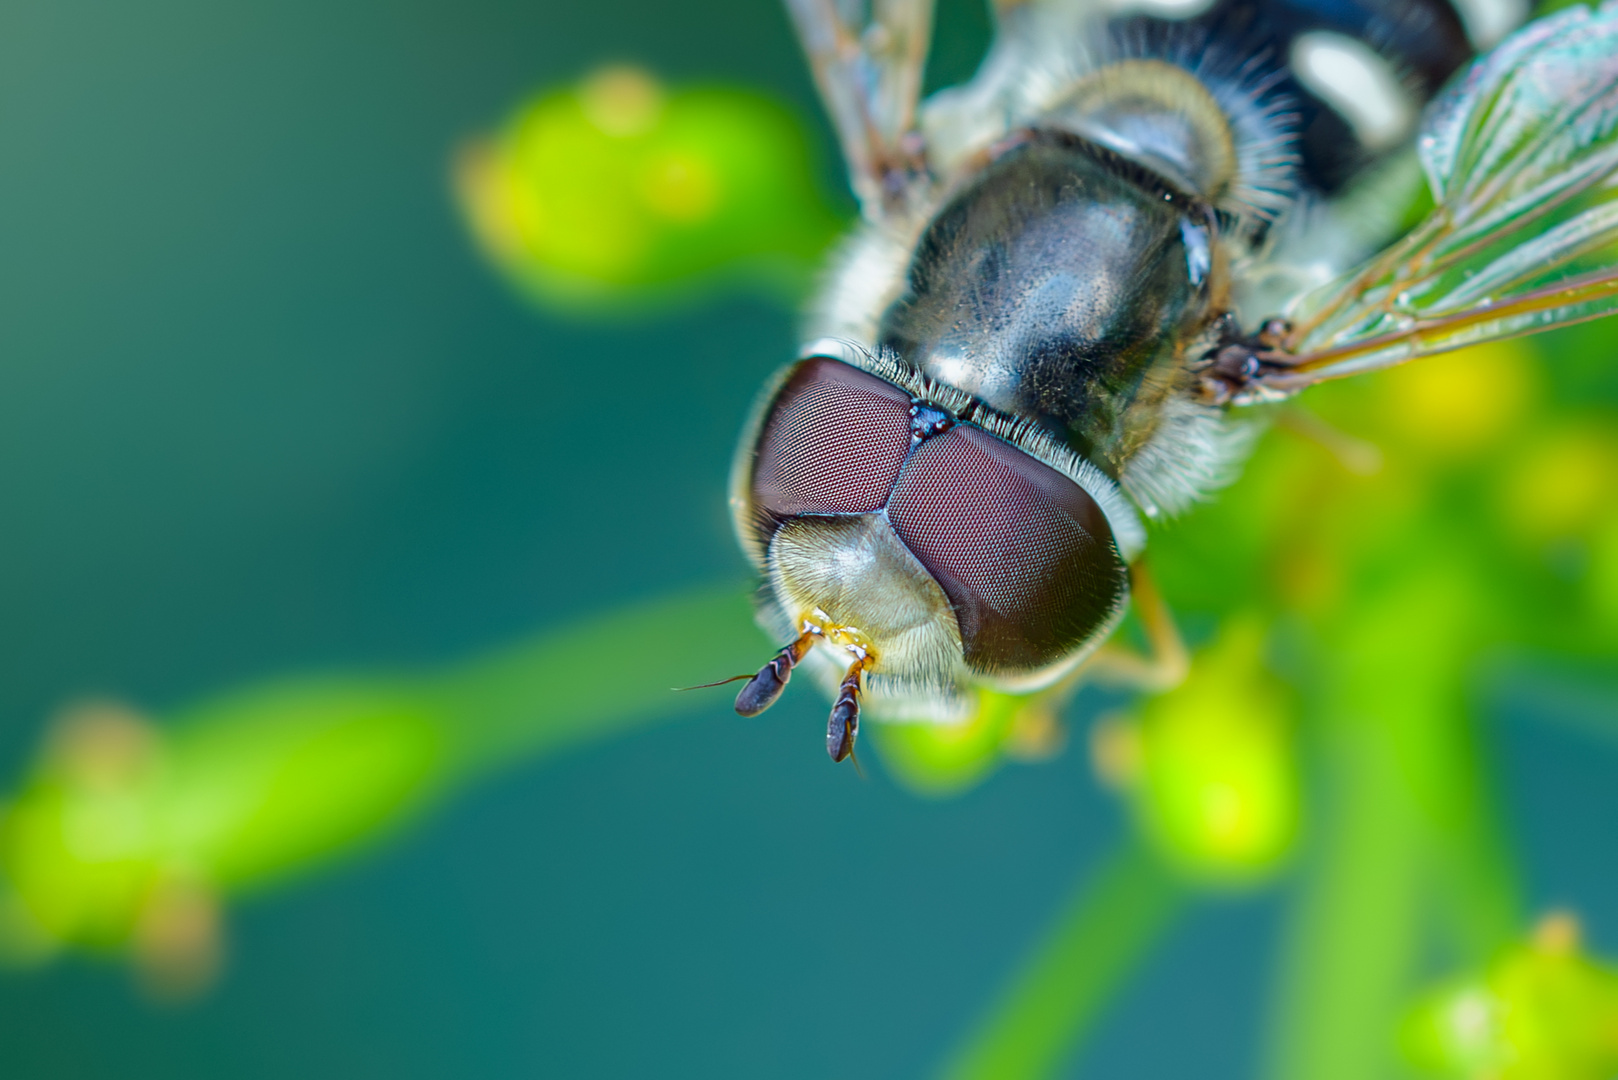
[1, 0, 1616, 1077]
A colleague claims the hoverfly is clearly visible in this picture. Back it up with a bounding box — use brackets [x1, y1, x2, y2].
[724, 0, 1618, 762]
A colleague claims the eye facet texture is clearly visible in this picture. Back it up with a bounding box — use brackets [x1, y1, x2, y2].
[750, 357, 1125, 675]
[886, 425, 1123, 672]
[751, 357, 913, 518]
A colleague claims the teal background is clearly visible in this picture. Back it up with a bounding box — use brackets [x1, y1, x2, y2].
[0, 0, 1613, 1076]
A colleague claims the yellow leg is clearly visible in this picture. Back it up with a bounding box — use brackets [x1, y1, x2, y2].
[1276, 403, 1383, 476]
[991, 562, 1188, 762]
[1082, 560, 1190, 694]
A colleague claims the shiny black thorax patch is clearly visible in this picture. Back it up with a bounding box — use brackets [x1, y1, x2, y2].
[877, 132, 1218, 475]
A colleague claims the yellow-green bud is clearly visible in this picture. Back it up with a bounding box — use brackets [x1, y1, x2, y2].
[456, 65, 842, 309]
[1404, 913, 1618, 1080]
[1119, 617, 1299, 884]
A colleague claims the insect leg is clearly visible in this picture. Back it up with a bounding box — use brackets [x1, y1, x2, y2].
[1275, 405, 1384, 476]
[734, 628, 820, 717]
[1195, 318, 1294, 405]
[1083, 560, 1189, 693]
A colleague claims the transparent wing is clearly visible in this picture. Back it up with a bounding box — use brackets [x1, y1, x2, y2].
[1248, 1, 1618, 397]
[917, 0, 1111, 174]
[782, 0, 934, 220]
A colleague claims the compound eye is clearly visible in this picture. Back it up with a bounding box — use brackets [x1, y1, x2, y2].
[751, 357, 914, 518]
[886, 425, 1126, 673]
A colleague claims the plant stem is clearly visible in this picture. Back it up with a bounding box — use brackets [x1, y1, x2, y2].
[1264, 566, 1521, 1080]
[939, 841, 1184, 1080]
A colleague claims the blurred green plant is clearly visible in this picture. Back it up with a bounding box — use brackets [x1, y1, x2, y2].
[1096, 615, 1300, 885]
[0, 587, 761, 994]
[456, 65, 845, 311]
[871, 688, 1049, 797]
[1404, 913, 1618, 1080]
[940, 841, 1183, 1080]
[2, 59, 1617, 1080]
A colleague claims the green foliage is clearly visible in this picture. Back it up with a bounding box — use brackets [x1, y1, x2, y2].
[940, 843, 1182, 1080]
[1125, 617, 1299, 884]
[456, 65, 845, 311]
[1404, 916, 1618, 1080]
[0, 586, 762, 986]
[870, 690, 1033, 797]
[885, 326, 1615, 1074]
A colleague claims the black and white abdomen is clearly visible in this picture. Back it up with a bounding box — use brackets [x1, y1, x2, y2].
[1150, 0, 1481, 193]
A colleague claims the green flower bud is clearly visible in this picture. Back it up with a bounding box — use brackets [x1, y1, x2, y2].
[1403, 913, 1618, 1080]
[0, 586, 764, 989]
[870, 689, 1031, 797]
[456, 65, 843, 309]
[0, 684, 448, 993]
[1122, 617, 1299, 884]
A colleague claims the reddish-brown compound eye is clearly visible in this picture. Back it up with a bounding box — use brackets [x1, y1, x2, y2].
[750, 357, 914, 518]
[887, 425, 1126, 673]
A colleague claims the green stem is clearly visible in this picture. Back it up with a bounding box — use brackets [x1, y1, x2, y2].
[0, 583, 770, 953]
[1266, 723, 1427, 1080]
[1265, 567, 1522, 1080]
[939, 841, 1184, 1080]
[427, 583, 763, 776]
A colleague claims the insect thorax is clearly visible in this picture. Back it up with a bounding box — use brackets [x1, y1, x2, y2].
[878, 129, 1220, 480]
